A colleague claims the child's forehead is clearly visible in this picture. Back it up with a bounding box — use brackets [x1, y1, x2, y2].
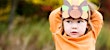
[64, 18, 86, 21]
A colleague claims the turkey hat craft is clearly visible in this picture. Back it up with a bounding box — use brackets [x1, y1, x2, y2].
[62, 0, 90, 20]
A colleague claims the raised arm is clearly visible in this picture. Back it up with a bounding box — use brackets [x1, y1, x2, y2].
[49, 8, 62, 33]
[90, 10, 103, 39]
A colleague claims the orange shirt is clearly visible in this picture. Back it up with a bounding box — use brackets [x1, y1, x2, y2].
[49, 8, 103, 50]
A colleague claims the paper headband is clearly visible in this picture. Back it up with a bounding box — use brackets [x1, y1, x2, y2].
[62, 0, 89, 19]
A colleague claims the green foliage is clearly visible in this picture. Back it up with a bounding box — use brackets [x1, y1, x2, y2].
[11, 18, 52, 50]
[29, 0, 63, 9]
[16, 1, 39, 16]
[0, 22, 8, 34]
[96, 22, 110, 50]
[0, 0, 8, 8]
[89, 0, 99, 6]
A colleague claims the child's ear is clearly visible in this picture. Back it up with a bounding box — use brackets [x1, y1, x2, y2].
[86, 24, 89, 29]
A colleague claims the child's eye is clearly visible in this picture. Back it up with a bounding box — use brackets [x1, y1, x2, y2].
[66, 21, 71, 23]
[77, 20, 83, 23]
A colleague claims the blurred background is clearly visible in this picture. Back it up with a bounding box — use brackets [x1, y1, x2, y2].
[0, 0, 110, 50]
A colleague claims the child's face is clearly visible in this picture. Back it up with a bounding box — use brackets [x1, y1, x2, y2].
[63, 19, 87, 38]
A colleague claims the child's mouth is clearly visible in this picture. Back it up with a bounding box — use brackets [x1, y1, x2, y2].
[71, 32, 78, 35]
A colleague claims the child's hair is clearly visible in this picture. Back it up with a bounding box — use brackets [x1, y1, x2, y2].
[60, 4, 95, 35]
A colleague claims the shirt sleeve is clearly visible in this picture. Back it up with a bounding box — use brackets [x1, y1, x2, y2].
[49, 8, 62, 33]
[90, 10, 103, 39]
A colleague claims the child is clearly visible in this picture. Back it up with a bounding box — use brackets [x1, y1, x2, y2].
[49, 0, 103, 50]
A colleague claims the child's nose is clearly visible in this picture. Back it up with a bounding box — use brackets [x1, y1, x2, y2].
[72, 23, 77, 29]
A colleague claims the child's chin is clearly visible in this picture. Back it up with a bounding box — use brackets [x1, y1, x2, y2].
[71, 35, 79, 38]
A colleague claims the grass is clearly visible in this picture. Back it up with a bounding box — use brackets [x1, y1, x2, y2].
[96, 22, 110, 50]
[0, 17, 53, 50]
[12, 18, 53, 50]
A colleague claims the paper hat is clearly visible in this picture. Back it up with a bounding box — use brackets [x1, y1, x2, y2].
[62, 0, 90, 19]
